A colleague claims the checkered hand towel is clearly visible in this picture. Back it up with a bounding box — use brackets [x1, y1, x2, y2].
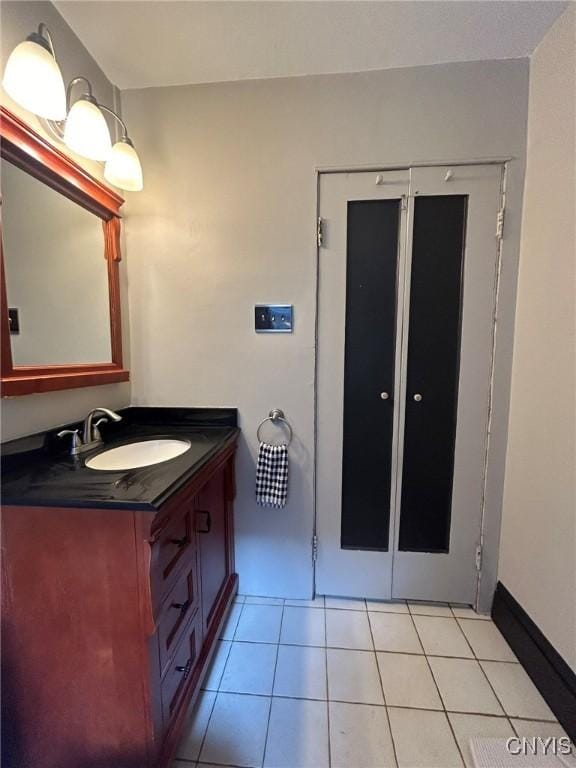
[256, 442, 289, 508]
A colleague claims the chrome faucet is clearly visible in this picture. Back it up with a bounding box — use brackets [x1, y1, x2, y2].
[58, 407, 122, 456]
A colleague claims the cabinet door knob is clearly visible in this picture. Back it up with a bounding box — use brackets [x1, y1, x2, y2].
[413, 393, 423, 402]
[170, 537, 188, 548]
[380, 392, 390, 400]
[171, 601, 190, 612]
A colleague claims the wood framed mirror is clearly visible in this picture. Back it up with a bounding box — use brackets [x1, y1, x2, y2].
[0, 107, 129, 396]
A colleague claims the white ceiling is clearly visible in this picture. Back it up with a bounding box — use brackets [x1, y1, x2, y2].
[54, 1, 567, 91]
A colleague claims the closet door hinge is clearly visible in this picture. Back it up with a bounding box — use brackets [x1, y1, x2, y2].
[475, 544, 483, 572]
[496, 205, 505, 240]
[312, 535, 319, 562]
[317, 217, 324, 248]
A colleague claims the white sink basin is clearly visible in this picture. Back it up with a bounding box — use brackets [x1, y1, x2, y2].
[86, 439, 191, 470]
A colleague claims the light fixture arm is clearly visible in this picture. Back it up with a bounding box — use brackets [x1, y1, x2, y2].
[62, 78, 131, 144]
[66, 75, 95, 111]
[37, 23, 57, 58]
[98, 104, 131, 143]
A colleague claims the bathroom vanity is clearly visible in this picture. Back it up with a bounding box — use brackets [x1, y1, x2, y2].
[1, 407, 239, 768]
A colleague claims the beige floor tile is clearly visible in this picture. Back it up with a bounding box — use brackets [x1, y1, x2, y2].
[388, 707, 463, 768]
[512, 718, 575, 763]
[219, 641, 277, 695]
[284, 596, 325, 608]
[219, 603, 243, 640]
[329, 701, 396, 768]
[377, 652, 442, 710]
[450, 604, 491, 620]
[448, 713, 515, 768]
[202, 639, 231, 691]
[428, 656, 504, 715]
[326, 608, 373, 650]
[408, 601, 453, 617]
[412, 615, 473, 657]
[176, 690, 216, 761]
[273, 644, 327, 700]
[280, 606, 326, 646]
[457, 619, 517, 661]
[481, 661, 556, 720]
[327, 648, 384, 705]
[234, 604, 283, 643]
[369, 612, 423, 653]
[325, 596, 366, 610]
[264, 697, 329, 768]
[365, 599, 409, 614]
[511, 719, 570, 739]
[244, 596, 284, 606]
[199, 692, 270, 768]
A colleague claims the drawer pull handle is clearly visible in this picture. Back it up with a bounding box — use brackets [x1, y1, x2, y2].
[196, 510, 211, 534]
[170, 537, 189, 548]
[171, 600, 190, 612]
[175, 658, 192, 679]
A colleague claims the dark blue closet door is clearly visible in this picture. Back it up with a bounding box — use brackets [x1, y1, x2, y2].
[341, 199, 400, 551]
[398, 195, 467, 553]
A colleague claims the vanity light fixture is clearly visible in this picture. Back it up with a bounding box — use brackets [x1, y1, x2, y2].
[2, 24, 67, 120]
[2, 26, 143, 191]
[63, 78, 112, 161]
[99, 106, 144, 192]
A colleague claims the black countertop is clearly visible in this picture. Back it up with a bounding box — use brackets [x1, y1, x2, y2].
[1, 407, 239, 511]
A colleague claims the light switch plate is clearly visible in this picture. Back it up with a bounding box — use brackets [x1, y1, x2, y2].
[255, 305, 293, 333]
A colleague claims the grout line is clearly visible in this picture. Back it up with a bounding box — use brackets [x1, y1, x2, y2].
[367, 608, 400, 768]
[209, 637, 234, 692]
[453, 612, 517, 721]
[192, 689, 218, 765]
[407, 608, 466, 768]
[261, 602, 284, 768]
[190, 687, 540, 720]
[477, 659, 515, 721]
[226, 635, 522, 663]
[196, 602, 246, 763]
[324, 598, 332, 768]
[509, 717, 521, 739]
[228, 601, 245, 643]
[455, 616, 520, 662]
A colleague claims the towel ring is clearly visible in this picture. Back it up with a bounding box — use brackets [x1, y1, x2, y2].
[257, 409, 293, 447]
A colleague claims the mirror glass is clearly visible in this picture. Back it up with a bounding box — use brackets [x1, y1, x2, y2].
[1, 158, 112, 366]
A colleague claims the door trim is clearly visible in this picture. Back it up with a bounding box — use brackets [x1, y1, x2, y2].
[313, 159, 513, 612]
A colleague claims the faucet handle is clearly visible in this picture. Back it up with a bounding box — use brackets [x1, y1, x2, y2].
[92, 418, 108, 442]
[57, 429, 83, 455]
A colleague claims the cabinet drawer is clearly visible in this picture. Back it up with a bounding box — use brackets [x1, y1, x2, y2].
[156, 507, 195, 591]
[161, 610, 202, 725]
[158, 559, 199, 676]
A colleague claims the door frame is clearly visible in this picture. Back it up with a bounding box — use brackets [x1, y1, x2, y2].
[313, 157, 515, 613]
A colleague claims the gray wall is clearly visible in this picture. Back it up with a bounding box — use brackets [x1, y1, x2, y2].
[123, 60, 529, 598]
[1, 1, 130, 439]
[499, 7, 576, 670]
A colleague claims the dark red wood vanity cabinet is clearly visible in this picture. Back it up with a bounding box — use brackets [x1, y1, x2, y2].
[1, 438, 238, 768]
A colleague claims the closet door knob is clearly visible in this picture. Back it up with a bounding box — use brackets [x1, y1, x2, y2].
[413, 393, 423, 402]
[380, 392, 390, 400]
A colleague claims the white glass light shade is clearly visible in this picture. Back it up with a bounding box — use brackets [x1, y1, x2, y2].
[104, 140, 143, 191]
[2, 39, 66, 120]
[64, 98, 112, 161]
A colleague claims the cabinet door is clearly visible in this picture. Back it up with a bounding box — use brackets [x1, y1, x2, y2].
[196, 468, 229, 633]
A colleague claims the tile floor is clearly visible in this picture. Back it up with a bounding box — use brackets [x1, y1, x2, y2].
[173, 595, 573, 768]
